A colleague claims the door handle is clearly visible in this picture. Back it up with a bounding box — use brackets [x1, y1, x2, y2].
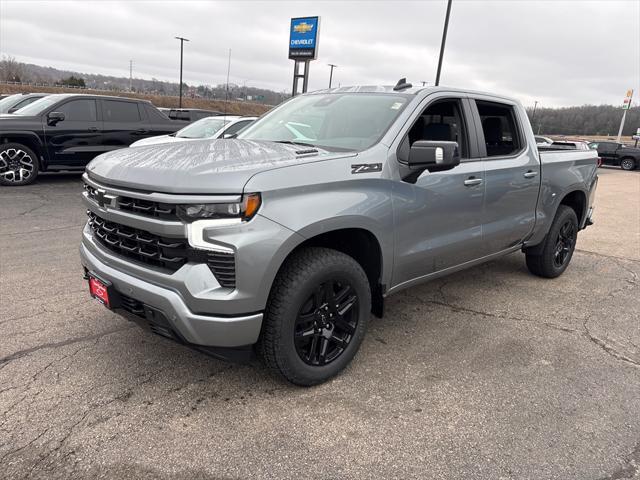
[136, 128, 149, 134]
[464, 177, 483, 186]
[523, 170, 538, 178]
[87, 127, 99, 132]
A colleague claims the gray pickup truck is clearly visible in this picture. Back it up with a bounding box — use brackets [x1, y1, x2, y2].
[80, 84, 598, 385]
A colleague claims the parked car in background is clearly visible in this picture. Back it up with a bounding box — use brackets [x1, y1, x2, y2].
[80, 84, 598, 385]
[0, 93, 182, 185]
[130, 116, 257, 147]
[0, 93, 48, 114]
[166, 108, 224, 122]
[545, 140, 590, 150]
[588, 141, 640, 171]
[535, 135, 553, 146]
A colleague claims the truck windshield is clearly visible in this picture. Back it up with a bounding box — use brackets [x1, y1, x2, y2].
[175, 117, 229, 139]
[12, 96, 63, 116]
[238, 93, 410, 151]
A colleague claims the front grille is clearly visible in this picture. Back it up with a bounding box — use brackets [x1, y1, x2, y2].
[88, 211, 188, 272]
[84, 183, 178, 221]
[118, 196, 177, 220]
[87, 211, 237, 288]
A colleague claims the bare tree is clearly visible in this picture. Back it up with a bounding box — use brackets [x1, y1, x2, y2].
[0, 55, 26, 82]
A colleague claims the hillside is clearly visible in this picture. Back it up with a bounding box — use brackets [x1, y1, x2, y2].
[0, 83, 271, 116]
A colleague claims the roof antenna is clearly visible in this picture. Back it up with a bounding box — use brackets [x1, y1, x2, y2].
[393, 78, 412, 91]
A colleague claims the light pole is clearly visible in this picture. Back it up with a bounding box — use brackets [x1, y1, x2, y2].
[328, 63, 338, 88]
[129, 60, 133, 92]
[175, 36, 190, 108]
[531, 100, 538, 129]
[435, 0, 453, 86]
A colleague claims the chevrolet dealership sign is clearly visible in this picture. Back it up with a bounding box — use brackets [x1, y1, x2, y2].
[289, 16, 320, 60]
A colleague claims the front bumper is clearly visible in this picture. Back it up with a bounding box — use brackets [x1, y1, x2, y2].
[80, 242, 263, 348]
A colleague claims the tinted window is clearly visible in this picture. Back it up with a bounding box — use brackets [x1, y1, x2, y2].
[598, 142, 617, 152]
[12, 97, 41, 111]
[476, 100, 522, 157]
[407, 99, 468, 158]
[103, 100, 141, 122]
[58, 99, 97, 121]
[223, 120, 253, 136]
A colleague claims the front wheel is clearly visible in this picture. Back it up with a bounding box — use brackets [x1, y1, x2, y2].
[258, 247, 371, 386]
[0, 143, 39, 186]
[620, 158, 636, 171]
[525, 205, 578, 278]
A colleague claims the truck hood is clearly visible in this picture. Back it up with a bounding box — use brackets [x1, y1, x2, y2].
[86, 139, 351, 194]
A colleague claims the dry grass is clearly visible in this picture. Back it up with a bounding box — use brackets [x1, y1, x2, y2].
[0, 84, 272, 116]
[550, 134, 637, 146]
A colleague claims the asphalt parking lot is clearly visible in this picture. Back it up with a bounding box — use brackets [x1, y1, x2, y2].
[1, 167, 639, 480]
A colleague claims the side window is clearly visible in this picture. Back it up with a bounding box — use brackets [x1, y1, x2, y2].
[223, 120, 253, 136]
[406, 99, 468, 158]
[475, 100, 522, 157]
[103, 100, 141, 123]
[57, 99, 97, 122]
[14, 97, 39, 110]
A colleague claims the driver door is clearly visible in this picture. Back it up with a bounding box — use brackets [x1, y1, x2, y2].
[391, 96, 486, 288]
[43, 98, 103, 167]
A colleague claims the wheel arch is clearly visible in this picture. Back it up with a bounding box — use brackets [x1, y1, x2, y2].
[0, 133, 46, 169]
[266, 223, 387, 318]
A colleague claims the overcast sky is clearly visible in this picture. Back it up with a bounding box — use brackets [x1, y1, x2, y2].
[1, 0, 639, 107]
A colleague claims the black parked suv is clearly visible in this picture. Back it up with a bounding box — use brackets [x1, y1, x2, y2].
[589, 141, 640, 171]
[0, 94, 182, 186]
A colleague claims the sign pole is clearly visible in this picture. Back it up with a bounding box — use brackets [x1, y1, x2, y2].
[617, 89, 634, 142]
[289, 16, 320, 97]
[616, 109, 627, 143]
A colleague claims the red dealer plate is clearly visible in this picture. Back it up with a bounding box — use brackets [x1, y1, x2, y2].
[89, 276, 110, 308]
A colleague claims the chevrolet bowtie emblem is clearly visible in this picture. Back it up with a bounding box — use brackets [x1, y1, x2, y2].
[293, 22, 314, 34]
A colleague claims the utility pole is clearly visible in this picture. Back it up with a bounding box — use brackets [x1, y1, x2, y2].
[175, 36, 190, 108]
[225, 49, 232, 104]
[129, 60, 133, 92]
[531, 101, 538, 122]
[435, 0, 453, 86]
[328, 63, 337, 88]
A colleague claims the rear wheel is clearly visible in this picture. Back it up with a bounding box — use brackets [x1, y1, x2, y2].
[258, 247, 371, 386]
[0, 143, 39, 186]
[620, 157, 636, 171]
[525, 205, 578, 278]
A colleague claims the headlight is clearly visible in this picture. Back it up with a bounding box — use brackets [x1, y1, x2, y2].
[177, 193, 261, 222]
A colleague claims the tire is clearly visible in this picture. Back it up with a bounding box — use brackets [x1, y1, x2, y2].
[620, 158, 636, 171]
[258, 247, 371, 386]
[0, 143, 39, 186]
[525, 205, 578, 278]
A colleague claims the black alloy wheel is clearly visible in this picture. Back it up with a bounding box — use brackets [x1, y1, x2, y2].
[294, 280, 358, 366]
[553, 220, 576, 268]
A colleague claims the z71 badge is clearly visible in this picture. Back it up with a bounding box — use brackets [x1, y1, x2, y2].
[351, 163, 382, 174]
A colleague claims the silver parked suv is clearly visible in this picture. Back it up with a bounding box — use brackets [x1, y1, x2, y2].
[81, 83, 598, 385]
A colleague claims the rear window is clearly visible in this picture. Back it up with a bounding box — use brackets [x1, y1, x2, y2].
[103, 100, 142, 122]
[476, 100, 522, 157]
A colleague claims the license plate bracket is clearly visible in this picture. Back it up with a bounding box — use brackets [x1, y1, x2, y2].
[87, 272, 116, 309]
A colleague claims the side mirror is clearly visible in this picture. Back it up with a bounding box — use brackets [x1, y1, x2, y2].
[398, 139, 461, 183]
[408, 140, 460, 172]
[222, 133, 236, 139]
[7, 107, 19, 114]
[47, 111, 65, 125]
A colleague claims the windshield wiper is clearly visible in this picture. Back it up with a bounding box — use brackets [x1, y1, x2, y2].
[273, 140, 316, 148]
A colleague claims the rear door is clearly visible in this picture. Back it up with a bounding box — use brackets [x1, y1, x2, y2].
[597, 142, 620, 165]
[100, 99, 150, 150]
[469, 97, 540, 255]
[392, 94, 486, 286]
[43, 97, 102, 167]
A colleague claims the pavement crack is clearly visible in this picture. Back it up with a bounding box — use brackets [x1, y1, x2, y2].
[0, 324, 134, 369]
[583, 318, 640, 368]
